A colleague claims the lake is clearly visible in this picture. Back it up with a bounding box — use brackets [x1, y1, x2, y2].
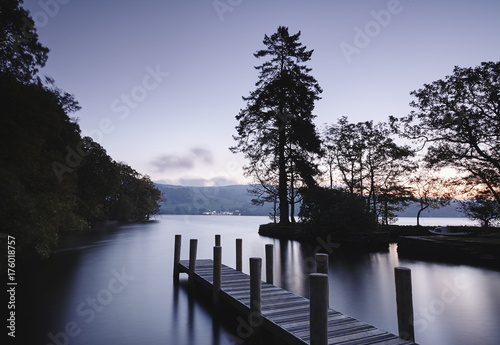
[17, 216, 500, 345]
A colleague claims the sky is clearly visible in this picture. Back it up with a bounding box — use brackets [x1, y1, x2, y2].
[22, 0, 500, 186]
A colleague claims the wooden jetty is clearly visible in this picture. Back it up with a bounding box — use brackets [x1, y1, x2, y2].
[174, 235, 418, 345]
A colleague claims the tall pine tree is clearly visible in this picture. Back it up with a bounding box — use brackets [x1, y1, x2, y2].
[231, 26, 322, 224]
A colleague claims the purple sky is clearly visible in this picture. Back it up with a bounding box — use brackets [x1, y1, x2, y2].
[22, 0, 500, 186]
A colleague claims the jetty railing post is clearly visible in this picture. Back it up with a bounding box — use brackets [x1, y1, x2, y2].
[394, 267, 415, 342]
[310, 273, 329, 345]
[213, 246, 222, 305]
[173, 234, 181, 282]
[265, 244, 274, 284]
[315, 253, 328, 275]
[188, 239, 198, 285]
[215, 234, 221, 247]
[236, 238, 242, 271]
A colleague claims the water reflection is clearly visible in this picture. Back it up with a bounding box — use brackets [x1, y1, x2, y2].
[17, 216, 500, 345]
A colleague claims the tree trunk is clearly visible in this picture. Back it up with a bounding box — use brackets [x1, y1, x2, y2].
[417, 203, 429, 226]
[290, 167, 296, 224]
[278, 122, 289, 224]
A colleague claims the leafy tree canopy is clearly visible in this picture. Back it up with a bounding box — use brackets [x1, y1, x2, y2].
[392, 61, 500, 205]
[0, 2, 161, 258]
[0, 0, 49, 84]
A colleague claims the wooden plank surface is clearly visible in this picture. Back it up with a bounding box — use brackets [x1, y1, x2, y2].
[178, 259, 417, 345]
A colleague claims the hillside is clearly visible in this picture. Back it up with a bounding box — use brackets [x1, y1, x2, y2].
[154, 184, 465, 218]
[155, 184, 273, 216]
[396, 199, 464, 218]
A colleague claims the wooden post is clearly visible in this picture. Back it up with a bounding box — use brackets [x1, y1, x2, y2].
[173, 234, 181, 281]
[213, 246, 222, 305]
[394, 267, 415, 342]
[250, 257, 262, 314]
[315, 253, 328, 275]
[265, 244, 274, 284]
[188, 239, 198, 285]
[236, 238, 242, 271]
[250, 257, 262, 345]
[310, 273, 328, 345]
[215, 234, 221, 246]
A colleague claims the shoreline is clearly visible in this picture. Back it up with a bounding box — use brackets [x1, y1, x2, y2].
[259, 222, 500, 270]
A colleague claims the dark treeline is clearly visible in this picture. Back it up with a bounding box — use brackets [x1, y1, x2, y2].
[0, 1, 160, 258]
[233, 26, 500, 233]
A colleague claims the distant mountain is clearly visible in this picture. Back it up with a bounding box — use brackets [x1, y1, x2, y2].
[396, 199, 464, 218]
[154, 184, 465, 218]
[154, 184, 273, 216]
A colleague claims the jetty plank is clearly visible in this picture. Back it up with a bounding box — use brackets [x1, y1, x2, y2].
[178, 259, 416, 345]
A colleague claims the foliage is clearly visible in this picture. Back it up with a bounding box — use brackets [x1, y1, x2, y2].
[0, 4, 161, 258]
[0, 0, 49, 84]
[0, 72, 87, 257]
[459, 196, 500, 228]
[393, 61, 500, 207]
[109, 163, 161, 221]
[76, 138, 161, 222]
[231, 26, 323, 224]
[247, 183, 279, 222]
[322, 117, 415, 224]
[77, 137, 119, 221]
[299, 187, 377, 235]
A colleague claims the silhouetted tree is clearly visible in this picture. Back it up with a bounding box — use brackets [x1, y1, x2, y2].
[0, 0, 49, 84]
[322, 117, 364, 193]
[322, 117, 415, 223]
[109, 163, 161, 221]
[0, 72, 87, 257]
[231, 26, 323, 224]
[299, 187, 377, 235]
[392, 61, 500, 207]
[409, 167, 452, 226]
[459, 196, 500, 228]
[76, 137, 120, 221]
[0, 3, 161, 257]
[248, 182, 279, 222]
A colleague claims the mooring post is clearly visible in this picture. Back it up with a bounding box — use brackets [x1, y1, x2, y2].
[394, 267, 415, 342]
[173, 234, 181, 282]
[188, 239, 198, 285]
[250, 257, 262, 314]
[265, 244, 274, 284]
[215, 234, 221, 247]
[213, 246, 222, 305]
[310, 273, 329, 345]
[236, 238, 242, 271]
[250, 257, 262, 344]
[315, 253, 328, 275]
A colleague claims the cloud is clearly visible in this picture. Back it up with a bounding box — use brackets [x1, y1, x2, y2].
[177, 176, 242, 187]
[150, 147, 214, 173]
[191, 147, 214, 165]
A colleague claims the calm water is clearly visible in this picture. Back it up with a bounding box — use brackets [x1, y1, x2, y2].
[17, 216, 500, 345]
